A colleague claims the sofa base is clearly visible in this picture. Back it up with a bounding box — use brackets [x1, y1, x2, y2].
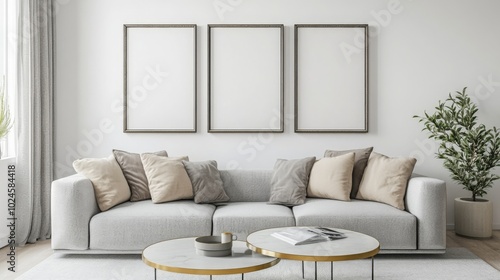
[52, 248, 446, 255]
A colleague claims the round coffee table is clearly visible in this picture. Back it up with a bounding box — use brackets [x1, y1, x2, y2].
[142, 237, 280, 280]
[246, 227, 380, 280]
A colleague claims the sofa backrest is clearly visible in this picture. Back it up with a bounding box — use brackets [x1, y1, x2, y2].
[219, 170, 272, 202]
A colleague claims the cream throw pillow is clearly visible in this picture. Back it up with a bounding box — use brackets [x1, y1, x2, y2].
[356, 152, 417, 210]
[307, 153, 355, 201]
[140, 154, 194, 203]
[324, 147, 373, 198]
[73, 155, 131, 211]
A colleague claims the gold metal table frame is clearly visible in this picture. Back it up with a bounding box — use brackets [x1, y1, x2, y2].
[246, 227, 380, 280]
[142, 237, 280, 280]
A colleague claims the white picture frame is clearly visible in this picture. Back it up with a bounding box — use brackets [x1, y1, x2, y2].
[208, 24, 284, 133]
[123, 24, 197, 132]
[294, 24, 368, 133]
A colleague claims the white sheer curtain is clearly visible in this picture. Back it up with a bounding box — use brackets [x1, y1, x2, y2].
[13, 0, 53, 245]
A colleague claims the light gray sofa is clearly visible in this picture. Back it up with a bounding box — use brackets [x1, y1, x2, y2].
[51, 170, 446, 254]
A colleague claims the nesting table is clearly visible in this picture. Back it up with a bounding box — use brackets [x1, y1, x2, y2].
[142, 237, 279, 279]
[142, 227, 379, 279]
[246, 227, 380, 280]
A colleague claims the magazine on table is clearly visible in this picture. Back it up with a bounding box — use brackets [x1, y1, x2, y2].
[271, 227, 346, 246]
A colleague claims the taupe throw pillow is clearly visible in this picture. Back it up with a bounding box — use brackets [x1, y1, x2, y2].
[356, 152, 417, 210]
[113, 149, 168, 201]
[140, 154, 194, 203]
[269, 157, 316, 206]
[307, 153, 355, 201]
[182, 160, 229, 204]
[324, 147, 373, 198]
[73, 155, 131, 211]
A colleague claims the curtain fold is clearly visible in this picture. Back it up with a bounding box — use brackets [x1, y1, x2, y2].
[15, 0, 53, 245]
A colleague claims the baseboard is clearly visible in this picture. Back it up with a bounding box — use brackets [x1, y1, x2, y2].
[447, 224, 500, 230]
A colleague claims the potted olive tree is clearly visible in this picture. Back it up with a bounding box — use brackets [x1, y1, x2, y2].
[414, 88, 500, 238]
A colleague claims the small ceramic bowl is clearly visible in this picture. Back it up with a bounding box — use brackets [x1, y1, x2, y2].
[194, 236, 232, 257]
[195, 248, 231, 257]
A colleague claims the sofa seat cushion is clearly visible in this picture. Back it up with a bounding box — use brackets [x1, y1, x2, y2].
[89, 200, 215, 251]
[293, 198, 417, 250]
[213, 202, 295, 240]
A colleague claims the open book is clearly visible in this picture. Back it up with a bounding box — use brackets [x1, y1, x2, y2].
[271, 227, 346, 246]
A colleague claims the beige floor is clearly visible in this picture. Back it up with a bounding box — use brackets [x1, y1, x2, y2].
[0, 239, 52, 280]
[0, 231, 499, 280]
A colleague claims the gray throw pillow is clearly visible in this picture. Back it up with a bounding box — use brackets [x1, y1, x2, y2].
[113, 149, 168, 201]
[324, 147, 373, 198]
[269, 157, 316, 206]
[182, 160, 229, 204]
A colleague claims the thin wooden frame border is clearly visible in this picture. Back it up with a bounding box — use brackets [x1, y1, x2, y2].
[123, 24, 197, 133]
[207, 24, 284, 133]
[294, 24, 369, 133]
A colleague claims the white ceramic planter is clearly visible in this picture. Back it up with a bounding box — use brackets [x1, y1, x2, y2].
[454, 197, 492, 238]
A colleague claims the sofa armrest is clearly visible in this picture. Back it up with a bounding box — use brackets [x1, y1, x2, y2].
[51, 174, 100, 250]
[405, 175, 447, 250]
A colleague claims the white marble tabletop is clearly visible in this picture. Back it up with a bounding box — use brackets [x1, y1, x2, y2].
[142, 238, 279, 275]
[246, 227, 380, 262]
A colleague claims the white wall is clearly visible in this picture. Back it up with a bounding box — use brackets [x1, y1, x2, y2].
[54, 0, 500, 229]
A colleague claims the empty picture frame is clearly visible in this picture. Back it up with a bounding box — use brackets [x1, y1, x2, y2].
[123, 24, 197, 132]
[208, 24, 284, 133]
[294, 24, 368, 133]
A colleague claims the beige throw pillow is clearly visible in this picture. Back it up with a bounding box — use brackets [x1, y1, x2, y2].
[73, 155, 131, 211]
[307, 152, 355, 201]
[324, 147, 373, 198]
[140, 154, 194, 203]
[356, 152, 417, 210]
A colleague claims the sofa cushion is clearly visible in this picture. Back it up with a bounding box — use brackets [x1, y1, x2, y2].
[293, 198, 417, 250]
[112, 149, 168, 201]
[73, 155, 131, 211]
[307, 153, 355, 201]
[324, 147, 373, 198]
[357, 152, 417, 210]
[183, 160, 229, 204]
[219, 170, 273, 202]
[213, 202, 295, 240]
[140, 155, 194, 203]
[89, 200, 215, 250]
[269, 157, 316, 206]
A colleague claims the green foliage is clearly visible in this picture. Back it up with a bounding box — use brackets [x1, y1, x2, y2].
[414, 88, 500, 201]
[0, 77, 13, 139]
